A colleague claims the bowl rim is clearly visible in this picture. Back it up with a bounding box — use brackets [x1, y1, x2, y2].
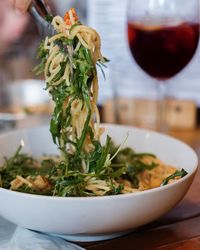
[0, 123, 198, 201]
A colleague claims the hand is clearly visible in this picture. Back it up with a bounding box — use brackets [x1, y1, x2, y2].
[0, 1, 29, 55]
[9, 0, 32, 14]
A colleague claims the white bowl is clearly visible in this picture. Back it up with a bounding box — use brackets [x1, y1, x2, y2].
[0, 124, 198, 242]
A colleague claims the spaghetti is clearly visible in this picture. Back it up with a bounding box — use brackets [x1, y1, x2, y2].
[0, 9, 188, 197]
[42, 9, 105, 154]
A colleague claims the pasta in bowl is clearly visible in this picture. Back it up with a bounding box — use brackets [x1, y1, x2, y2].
[0, 9, 184, 198]
[0, 124, 198, 242]
[0, 8, 197, 241]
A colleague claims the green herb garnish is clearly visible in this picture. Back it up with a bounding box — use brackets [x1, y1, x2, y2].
[161, 169, 188, 186]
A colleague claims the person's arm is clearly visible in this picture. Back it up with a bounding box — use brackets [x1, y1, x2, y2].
[9, 0, 32, 14]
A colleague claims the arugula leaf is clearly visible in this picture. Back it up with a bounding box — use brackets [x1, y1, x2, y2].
[161, 169, 188, 186]
[45, 15, 54, 23]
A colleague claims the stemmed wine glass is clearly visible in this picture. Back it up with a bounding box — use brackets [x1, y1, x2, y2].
[127, 0, 199, 131]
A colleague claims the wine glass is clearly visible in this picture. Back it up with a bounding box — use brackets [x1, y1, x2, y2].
[127, 0, 199, 132]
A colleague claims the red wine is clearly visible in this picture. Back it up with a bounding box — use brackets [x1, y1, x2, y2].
[128, 21, 199, 79]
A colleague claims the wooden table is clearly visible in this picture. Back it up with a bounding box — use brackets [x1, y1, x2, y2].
[79, 129, 200, 250]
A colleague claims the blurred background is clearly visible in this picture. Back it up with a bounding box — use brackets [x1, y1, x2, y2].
[0, 0, 199, 132]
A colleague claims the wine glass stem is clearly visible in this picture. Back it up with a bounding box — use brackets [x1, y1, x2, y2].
[156, 81, 168, 132]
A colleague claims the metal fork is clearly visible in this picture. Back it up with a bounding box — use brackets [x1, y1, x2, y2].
[29, 0, 56, 38]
